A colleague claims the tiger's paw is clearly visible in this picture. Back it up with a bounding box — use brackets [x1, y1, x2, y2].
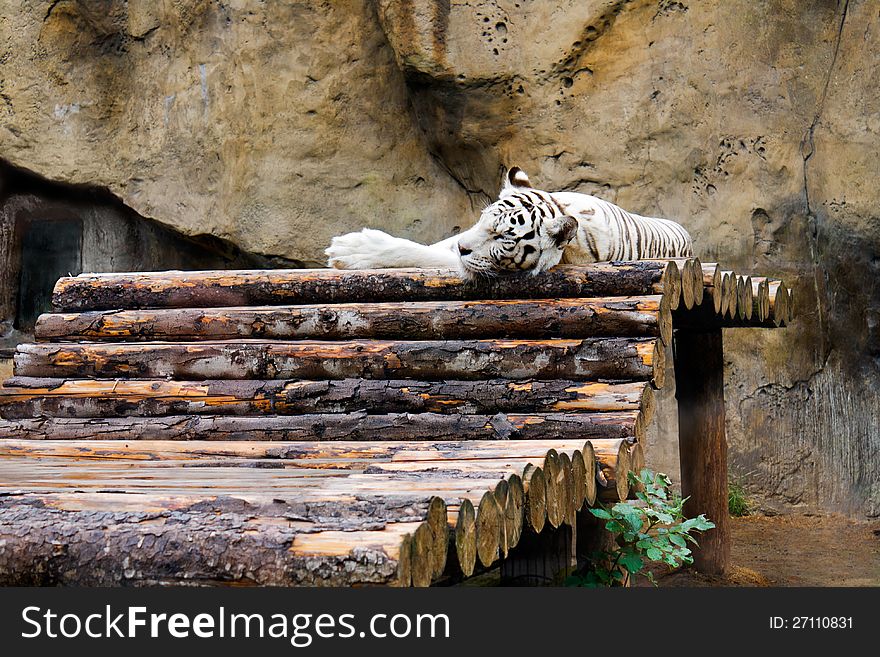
[325, 228, 412, 270]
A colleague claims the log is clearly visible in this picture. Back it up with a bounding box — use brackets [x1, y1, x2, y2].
[494, 479, 511, 557]
[521, 464, 546, 533]
[674, 328, 730, 575]
[475, 490, 502, 567]
[691, 258, 705, 307]
[569, 449, 587, 513]
[711, 265, 723, 314]
[595, 439, 632, 502]
[722, 272, 738, 320]
[558, 451, 576, 525]
[0, 377, 655, 420]
[0, 411, 643, 442]
[0, 456, 533, 500]
[627, 442, 647, 497]
[543, 449, 565, 528]
[410, 522, 434, 587]
[50, 263, 673, 311]
[12, 338, 663, 386]
[454, 498, 477, 577]
[397, 533, 414, 587]
[35, 296, 668, 343]
[506, 474, 525, 549]
[0, 438, 620, 465]
[680, 259, 697, 310]
[737, 276, 753, 321]
[0, 497, 419, 586]
[582, 441, 598, 506]
[426, 496, 449, 579]
[768, 281, 787, 326]
[750, 278, 770, 322]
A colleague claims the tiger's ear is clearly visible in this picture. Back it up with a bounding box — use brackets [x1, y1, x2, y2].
[548, 216, 578, 247]
[500, 166, 532, 197]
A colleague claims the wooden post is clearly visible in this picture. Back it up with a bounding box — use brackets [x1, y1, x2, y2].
[673, 328, 730, 575]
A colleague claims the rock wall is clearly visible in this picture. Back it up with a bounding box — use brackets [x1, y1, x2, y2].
[1, 1, 877, 516]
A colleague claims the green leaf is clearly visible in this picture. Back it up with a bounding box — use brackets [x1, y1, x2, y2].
[618, 551, 644, 574]
[590, 508, 612, 520]
[606, 520, 625, 534]
[645, 547, 663, 561]
[669, 533, 687, 548]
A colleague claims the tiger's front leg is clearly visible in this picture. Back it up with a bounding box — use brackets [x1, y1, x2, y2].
[325, 228, 462, 270]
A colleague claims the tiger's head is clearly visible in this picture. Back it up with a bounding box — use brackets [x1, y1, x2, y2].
[456, 167, 578, 278]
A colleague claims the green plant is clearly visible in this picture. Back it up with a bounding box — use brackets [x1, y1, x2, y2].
[566, 469, 715, 587]
[728, 479, 750, 517]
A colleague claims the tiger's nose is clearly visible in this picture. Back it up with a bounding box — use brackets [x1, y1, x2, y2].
[458, 244, 473, 256]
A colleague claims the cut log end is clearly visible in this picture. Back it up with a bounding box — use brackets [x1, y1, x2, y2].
[651, 340, 666, 390]
[691, 258, 705, 307]
[396, 533, 413, 587]
[522, 464, 546, 534]
[542, 449, 564, 529]
[410, 522, 434, 587]
[454, 498, 477, 578]
[662, 261, 682, 311]
[475, 490, 501, 568]
[582, 441, 598, 506]
[427, 496, 448, 578]
[680, 259, 696, 310]
[711, 266, 723, 315]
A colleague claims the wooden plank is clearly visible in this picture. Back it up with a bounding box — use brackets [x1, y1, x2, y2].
[51, 263, 671, 311]
[0, 410, 643, 441]
[12, 338, 663, 385]
[673, 328, 730, 575]
[35, 296, 669, 343]
[0, 438, 619, 462]
[0, 377, 654, 420]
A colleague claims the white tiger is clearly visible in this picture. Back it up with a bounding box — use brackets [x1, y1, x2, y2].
[325, 167, 693, 277]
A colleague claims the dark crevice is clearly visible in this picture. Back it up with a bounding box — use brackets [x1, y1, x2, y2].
[799, 0, 849, 363]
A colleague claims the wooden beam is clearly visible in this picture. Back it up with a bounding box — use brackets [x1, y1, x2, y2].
[36, 296, 670, 344]
[12, 338, 664, 385]
[0, 411, 643, 442]
[673, 328, 730, 575]
[0, 377, 654, 420]
[51, 263, 673, 311]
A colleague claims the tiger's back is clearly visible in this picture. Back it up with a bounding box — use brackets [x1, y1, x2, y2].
[551, 192, 693, 264]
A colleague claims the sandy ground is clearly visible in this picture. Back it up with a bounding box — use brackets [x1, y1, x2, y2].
[645, 513, 880, 587]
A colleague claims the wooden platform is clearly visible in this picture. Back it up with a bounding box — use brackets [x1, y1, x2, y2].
[0, 261, 792, 585]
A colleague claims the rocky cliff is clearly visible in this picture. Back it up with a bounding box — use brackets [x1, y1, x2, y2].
[1, 0, 877, 516]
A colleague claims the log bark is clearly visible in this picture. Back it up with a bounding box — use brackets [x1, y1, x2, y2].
[674, 328, 730, 575]
[51, 263, 672, 311]
[0, 497, 418, 586]
[0, 377, 654, 420]
[0, 411, 642, 442]
[12, 338, 663, 385]
[36, 296, 667, 343]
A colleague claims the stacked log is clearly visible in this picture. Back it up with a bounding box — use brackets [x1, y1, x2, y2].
[0, 260, 792, 586]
